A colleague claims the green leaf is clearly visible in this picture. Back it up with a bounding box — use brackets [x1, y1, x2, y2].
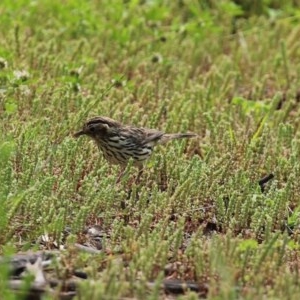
[0, 140, 15, 163]
[4, 101, 18, 115]
[238, 239, 259, 251]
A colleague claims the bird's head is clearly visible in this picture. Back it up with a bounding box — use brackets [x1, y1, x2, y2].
[73, 116, 121, 139]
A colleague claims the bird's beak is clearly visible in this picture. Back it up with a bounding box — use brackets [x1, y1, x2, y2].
[73, 130, 85, 138]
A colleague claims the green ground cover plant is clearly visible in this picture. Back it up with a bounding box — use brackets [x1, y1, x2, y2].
[1, 0, 300, 299]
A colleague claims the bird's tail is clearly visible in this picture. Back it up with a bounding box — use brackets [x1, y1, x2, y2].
[159, 133, 197, 144]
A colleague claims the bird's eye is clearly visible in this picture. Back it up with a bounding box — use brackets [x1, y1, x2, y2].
[89, 126, 96, 132]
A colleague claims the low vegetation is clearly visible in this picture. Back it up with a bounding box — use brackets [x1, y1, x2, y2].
[1, 0, 300, 299]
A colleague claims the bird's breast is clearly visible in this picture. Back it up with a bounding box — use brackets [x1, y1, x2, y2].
[96, 137, 154, 166]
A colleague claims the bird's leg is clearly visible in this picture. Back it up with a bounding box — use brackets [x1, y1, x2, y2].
[116, 166, 138, 214]
[116, 167, 126, 184]
[116, 164, 143, 188]
[116, 167, 128, 210]
[135, 166, 144, 184]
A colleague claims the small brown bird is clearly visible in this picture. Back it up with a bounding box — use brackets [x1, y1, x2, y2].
[74, 116, 196, 179]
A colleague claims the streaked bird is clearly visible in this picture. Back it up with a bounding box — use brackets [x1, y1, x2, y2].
[74, 116, 197, 180]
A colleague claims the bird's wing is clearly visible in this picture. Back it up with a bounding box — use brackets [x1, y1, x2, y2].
[120, 127, 164, 146]
[142, 129, 164, 145]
